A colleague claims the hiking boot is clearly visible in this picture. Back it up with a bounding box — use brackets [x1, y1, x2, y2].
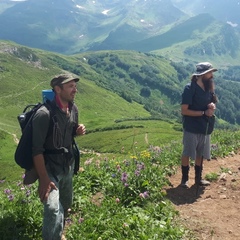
[180, 179, 189, 188]
[194, 165, 210, 186]
[181, 165, 189, 188]
[197, 179, 210, 186]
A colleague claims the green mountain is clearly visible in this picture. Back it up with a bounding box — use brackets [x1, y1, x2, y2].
[1, 40, 240, 133]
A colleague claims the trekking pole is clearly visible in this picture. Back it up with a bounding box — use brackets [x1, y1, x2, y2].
[196, 117, 209, 197]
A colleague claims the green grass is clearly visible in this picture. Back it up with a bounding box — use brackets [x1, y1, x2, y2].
[0, 130, 21, 183]
[78, 119, 182, 153]
[1, 129, 240, 239]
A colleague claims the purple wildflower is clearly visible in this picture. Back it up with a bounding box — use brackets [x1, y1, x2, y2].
[135, 170, 140, 176]
[139, 191, 149, 199]
[0, 179, 5, 184]
[78, 217, 84, 224]
[137, 163, 145, 170]
[121, 172, 128, 183]
[8, 194, 14, 201]
[65, 218, 72, 224]
[4, 189, 11, 195]
[26, 190, 31, 197]
[143, 191, 149, 198]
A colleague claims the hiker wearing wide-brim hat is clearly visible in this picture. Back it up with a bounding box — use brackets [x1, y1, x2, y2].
[192, 62, 218, 76]
[180, 62, 218, 190]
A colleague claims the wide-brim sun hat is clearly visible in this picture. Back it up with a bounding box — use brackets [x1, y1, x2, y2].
[192, 62, 218, 76]
[51, 73, 79, 88]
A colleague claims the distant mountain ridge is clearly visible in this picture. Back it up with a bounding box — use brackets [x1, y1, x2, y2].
[0, 0, 186, 54]
[0, 1, 240, 66]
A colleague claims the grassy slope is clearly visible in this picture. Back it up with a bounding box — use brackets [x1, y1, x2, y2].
[0, 42, 183, 183]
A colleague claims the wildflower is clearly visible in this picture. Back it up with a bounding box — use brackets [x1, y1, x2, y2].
[78, 217, 84, 223]
[124, 183, 129, 187]
[4, 189, 11, 195]
[112, 173, 116, 178]
[17, 181, 22, 186]
[84, 158, 93, 165]
[139, 191, 149, 199]
[137, 163, 145, 170]
[135, 170, 140, 176]
[121, 172, 128, 183]
[123, 223, 129, 228]
[79, 167, 84, 172]
[95, 160, 100, 168]
[65, 218, 72, 224]
[143, 191, 149, 198]
[26, 190, 31, 197]
[116, 198, 120, 203]
[211, 144, 218, 150]
[116, 164, 121, 170]
[8, 194, 14, 201]
[22, 174, 25, 179]
[139, 193, 144, 198]
[0, 179, 5, 183]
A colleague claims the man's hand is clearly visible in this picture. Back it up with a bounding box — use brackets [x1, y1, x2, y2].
[208, 102, 216, 110]
[76, 124, 86, 136]
[38, 177, 57, 202]
[205, 102, 216, 117]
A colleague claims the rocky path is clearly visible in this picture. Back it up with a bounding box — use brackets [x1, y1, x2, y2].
[165, 153, 240, 240]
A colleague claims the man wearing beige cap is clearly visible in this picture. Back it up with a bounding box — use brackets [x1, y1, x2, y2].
[32, 73, 86, 240]
[180, 62, 217, 189]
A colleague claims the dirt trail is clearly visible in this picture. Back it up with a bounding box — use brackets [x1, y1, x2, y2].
[165, 152, 240, 240]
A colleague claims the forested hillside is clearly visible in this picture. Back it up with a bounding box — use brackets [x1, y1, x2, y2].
[0, 41, 240, 128]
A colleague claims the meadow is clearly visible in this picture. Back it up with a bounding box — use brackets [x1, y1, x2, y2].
[1, 126, 240, 239]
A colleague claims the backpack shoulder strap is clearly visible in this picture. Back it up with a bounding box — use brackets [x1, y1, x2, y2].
[43, 100, 57, 138]
[190, 81, 197, 96]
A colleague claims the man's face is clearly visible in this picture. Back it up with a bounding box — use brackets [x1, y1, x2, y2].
[59, 80, 78, 103]
[202, 71, 214, 91]
[202, 71, 213, 81]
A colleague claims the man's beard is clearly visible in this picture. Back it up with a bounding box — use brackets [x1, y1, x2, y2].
[202, 77, 213, 92]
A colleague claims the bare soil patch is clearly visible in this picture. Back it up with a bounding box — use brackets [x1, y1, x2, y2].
[165, 152, 240, 240]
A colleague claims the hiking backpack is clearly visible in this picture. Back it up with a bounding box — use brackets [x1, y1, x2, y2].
[14, 100, 80, 174]
[15, 101, 54, 171]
